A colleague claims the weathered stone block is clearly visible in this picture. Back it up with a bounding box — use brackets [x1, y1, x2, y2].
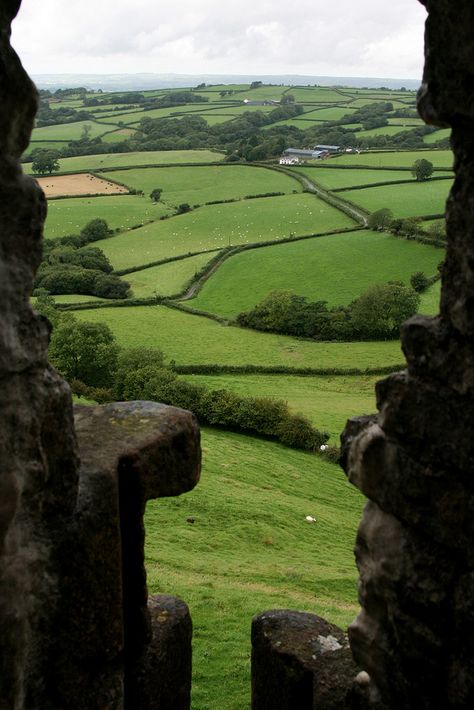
[251, 610, 357, 710]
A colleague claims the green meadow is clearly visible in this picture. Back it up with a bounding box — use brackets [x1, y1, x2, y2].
[31, 119, 114, 142]
[183, 374, 379, 443]
[329, 149, 454, 169]
[127, 252, 214, 298]
[44, 195, 170, 239]
[293, 167, 415, 190]
[190, 230, 444, 318]
[342, 178, 452, 218]
[25, 150, 225, 174]
[145, 427, 364, 710]
[101, 164, 301, 206]
[74, 304, 404, 370]
[96, 193, 356, 270]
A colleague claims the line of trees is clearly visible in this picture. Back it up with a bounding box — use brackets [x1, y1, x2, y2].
[236, 283, 421, 341]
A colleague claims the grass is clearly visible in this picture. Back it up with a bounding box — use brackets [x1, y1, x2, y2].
[423, 128, 451, 144]
[419, 280, 441, 314]
[281, 87, 353, 103]
[101, 165, 301, 206]
[25, 150, 225, 174]
[31, 119, 113, 142]
[74, 304, 404, 369]
[342, 179, 452, 218]
[44, 195, 170, 240]
[100, 128, 139, 142]
[183, 374, 379, 444]
[293, 167, 416, 190]
[329, 149, 454, 169]
[145, 427, 364, 709]
[303, 106, 357, 120]
[127, 253, 214, 298]
[96, 193, 356, 270]
[190, 230, 444, 318]
[355, 125, 412, 138]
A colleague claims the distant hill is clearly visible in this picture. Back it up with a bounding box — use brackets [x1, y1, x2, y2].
[32, 72, 421, 92]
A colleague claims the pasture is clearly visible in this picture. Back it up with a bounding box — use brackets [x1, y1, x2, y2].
[101, 164, 301, 206]
[36, 173, 129, 198]
[342, 178, 452, 218]
[329, 149, 454, 169]
[26, 149, 225, 174]
[145, 427, 364, 709]
[95, 193, 356, 270]
[126, 253, 214, 298]
[31, 119, 113, 142]
[44, 194, 170, 239]
[293, 167, 415, 190]
[74, 304, 405, 370]
[183, 373, 379, 443]
[190, 230, 444, 318]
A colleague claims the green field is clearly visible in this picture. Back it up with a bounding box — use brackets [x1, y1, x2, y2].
[293, 167, 414, 190]
[31, 119, 113, 142]
[146, 427, 364, 709]
[190, 230, 444, 318]
[303, 106, 357, 121]
[184, 374, 379, 443]
[101, 165, 301, 206]
[419, 280, 441, 314]
[329, 149, 454, 169]
[74, 304, 404, 369]
[342, 179, 452, 218]
[44, 195, 170, 239]
[25, 150, 225, 174]
[96, 193, 356, 270]
[355, 125, 410, 138]
[281, 87, 352, 103]
[127, 253, 214, 298]
[423, 128, 451, 144]
[100, 128, 139, 142]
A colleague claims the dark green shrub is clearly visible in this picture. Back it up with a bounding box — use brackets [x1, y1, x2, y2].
[410, 271, 430, 293]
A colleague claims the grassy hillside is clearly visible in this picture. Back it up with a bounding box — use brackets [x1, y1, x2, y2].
[329, 149, 453, 169]
[190, 230, 444, 318]
[95, 193, 356, 270]
[293, 167, 416, 190]
[74, 304, 404, 370]
[102, 164, 301, 206]
[25, 150, 225, 174]
[183, 373, 379, 443]
[342, 179, 451, 218]
[44, 194, 170, 239]
[145, 427, 364, 710]
[127, 253, 214, 298]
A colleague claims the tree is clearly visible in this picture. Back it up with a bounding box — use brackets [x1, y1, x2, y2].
[368, 208, 393, 230]
[281, 94, 295, 104]
[32, 149, 60, 175]
[411, 158, 434, 181]
[49, 317, 119, 388]
[410, 271, 430, 293]
[80, 218, 110, 243]
[350, 282, 420, 339]
[176, 203, 191, 214]
[150, 188, 162, 202]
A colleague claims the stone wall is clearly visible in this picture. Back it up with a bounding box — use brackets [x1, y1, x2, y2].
[340, 1, 474, 708]
[0, 4, 201, 708]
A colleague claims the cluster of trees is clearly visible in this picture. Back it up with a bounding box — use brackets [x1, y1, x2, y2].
[368, 203, 446, 244]
[34, 219, 130, 299]
[36, 99, 92, 127]
[236, 283, 421, 341]
[35, 297, 329, 453]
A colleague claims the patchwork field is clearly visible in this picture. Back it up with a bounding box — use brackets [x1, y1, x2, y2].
[36, 173, 129, 197]
[44, 194, 170, 239]
[101, 164, 302, 206]
[293, 167, 415, 190]
[342, 178, 452, 218]
[31, 119, 114, 141]
[74, 304, 404, 370]
[95, 193, 356, 270]
[126, 253, 214, 298]
[329, 149, 454, 169]
[190, 230, 444, 318]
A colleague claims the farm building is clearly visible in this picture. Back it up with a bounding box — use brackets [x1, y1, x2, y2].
[242, 99, 279, 106]
[314, 144, 341, 153]
[280, 148, 326, 163]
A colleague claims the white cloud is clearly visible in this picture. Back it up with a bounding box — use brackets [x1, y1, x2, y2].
[11, 0, 427, 79]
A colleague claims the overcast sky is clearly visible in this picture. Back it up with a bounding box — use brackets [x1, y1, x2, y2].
[11, 0, 426, 79]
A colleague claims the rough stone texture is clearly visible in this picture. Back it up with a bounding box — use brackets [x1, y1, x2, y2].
[73, 401, 200, 708]
[340, 2, 474, 708]
[0, 3, 79, 707]
[251, 610, 358, 710]
[0, 5, 201, 705]
[135, 594, 193, 710]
